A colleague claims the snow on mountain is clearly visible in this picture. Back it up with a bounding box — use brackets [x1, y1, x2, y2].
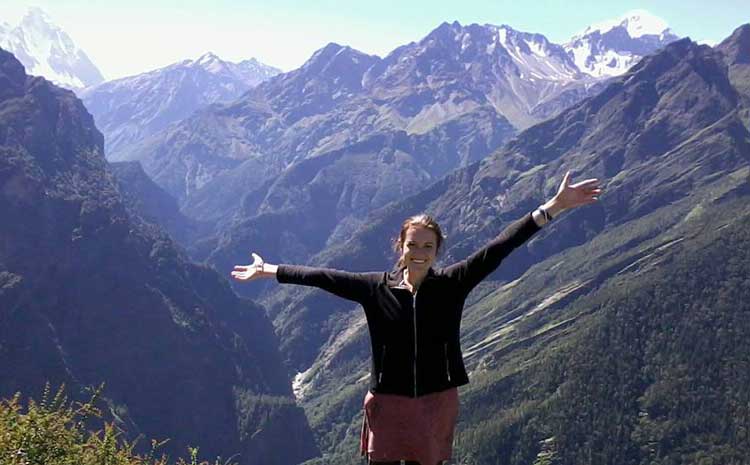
[186, 52, 280, 86]
[564, 10, 680, 78]
[0, 7, 104, 89]
[236, 57, 283, 82]
[575, 9, 670, 39]
[194, 51, 230, 73]
[364, 21, 591, 129]
[487, 24, 580, 82]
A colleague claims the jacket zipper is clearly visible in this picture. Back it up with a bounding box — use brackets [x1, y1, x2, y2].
[445, 343, 451, 383]
[379, 345, 386, 383]
[413, 290, 418, 397]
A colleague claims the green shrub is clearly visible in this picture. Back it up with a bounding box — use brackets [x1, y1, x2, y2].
[0, 383, 235, 465]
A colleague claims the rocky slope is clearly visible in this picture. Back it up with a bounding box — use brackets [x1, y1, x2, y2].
[0, 47, 316, 465]
[108, 160, 208, 246]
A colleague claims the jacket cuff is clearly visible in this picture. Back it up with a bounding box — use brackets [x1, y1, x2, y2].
[525, 211, 542, 234]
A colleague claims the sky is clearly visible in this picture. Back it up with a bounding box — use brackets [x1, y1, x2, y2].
[2, 0, 747, 80]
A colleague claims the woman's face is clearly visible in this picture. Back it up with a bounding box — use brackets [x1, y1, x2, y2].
[401, 225, 438, 271]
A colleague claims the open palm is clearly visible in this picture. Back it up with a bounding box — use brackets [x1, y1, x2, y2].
[554, 171, 602, 210]
[231, 253, 265, 281]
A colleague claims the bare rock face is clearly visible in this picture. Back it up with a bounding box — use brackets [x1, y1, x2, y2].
[0, 47, 317, 465]
[717, 24, 750, 98]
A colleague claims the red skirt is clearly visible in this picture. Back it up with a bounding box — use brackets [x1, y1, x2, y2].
[360, 388, 459, 465]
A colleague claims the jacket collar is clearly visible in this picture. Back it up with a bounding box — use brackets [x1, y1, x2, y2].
[386, 266, 436, 288]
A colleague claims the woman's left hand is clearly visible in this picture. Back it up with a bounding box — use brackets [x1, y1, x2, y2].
[551, 170, 602, 211]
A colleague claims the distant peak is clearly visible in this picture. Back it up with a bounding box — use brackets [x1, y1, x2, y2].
[436, 20, 462, 29]
[190, 52, 232, 74]
[575, 9, 671, 39]
[22, 6, 54, 24]
[322, 42, 346, 52]
[426, 21, 464, 40]
[307, 42, 372, 63]
[26, 6, 52, 18]
[301, 43, 344, 69]
[197, 52, 221, 63]
[620, 10, 670, 37]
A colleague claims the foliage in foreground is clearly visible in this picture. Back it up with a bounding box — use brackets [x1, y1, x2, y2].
[0, 383, 236, 465]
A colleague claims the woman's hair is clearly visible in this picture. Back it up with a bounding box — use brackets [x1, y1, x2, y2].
[393, 213, 445, 268]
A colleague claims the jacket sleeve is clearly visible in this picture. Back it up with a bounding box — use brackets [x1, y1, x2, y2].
[276, 264, 376, 303]
[443, 212, 541, 295]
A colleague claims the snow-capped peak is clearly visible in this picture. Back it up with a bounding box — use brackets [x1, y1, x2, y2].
[191, 51, 229, 73]
[620, 10, 669, 38]
[575, 9, 670, 39]
[483, 24, 579, 81]
[564, 10, 679, 79]
[197, 51, 220, 65]
[22, 7, 55, 25]
[0, 7, 104, 89]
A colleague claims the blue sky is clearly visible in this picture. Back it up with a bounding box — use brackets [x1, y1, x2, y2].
[3, 0, 746, 80]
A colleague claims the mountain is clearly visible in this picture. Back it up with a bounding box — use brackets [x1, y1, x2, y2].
[565, 10, 680, 77]
[117, 21, 684, 366]
[111, 15, 684, 227]
[267, 32, 750, 464]
[104, 11, 691, 372]
[209, 53, 281, 85]
[717, 24, 750, 98]
[108, 160, 208, 246]
[125, 37, 522, 221]
[0, 47, 317, 465]
[122, 22, 617, 285]
[364, 21, 589, 130]
[0, 7, 104, 89]
[80, 52, 281, 161]
[124, 21, 610, 209]
[89, 14, 681, 218]
[123, 18, 675, 232]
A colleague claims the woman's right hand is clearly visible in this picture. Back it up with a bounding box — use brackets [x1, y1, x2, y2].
[231, 252, 276, 281]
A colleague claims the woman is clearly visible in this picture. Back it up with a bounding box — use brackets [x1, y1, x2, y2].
[232, 171, 601, 465]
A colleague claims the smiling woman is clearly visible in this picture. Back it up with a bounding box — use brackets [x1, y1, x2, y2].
[394, 213, 444, 272]
[232, 170, 601, 465]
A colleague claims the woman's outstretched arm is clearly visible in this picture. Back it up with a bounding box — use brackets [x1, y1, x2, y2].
[445, 170, 602, 294]
[231, 253, 375, 303]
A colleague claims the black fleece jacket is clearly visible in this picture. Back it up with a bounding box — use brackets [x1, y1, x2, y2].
[276, 212, 541, 397]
